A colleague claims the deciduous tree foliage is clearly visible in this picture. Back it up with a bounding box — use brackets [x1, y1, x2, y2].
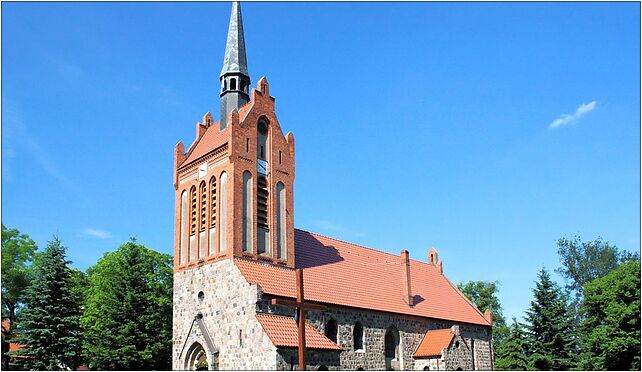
[494, 319, 529, 371]
[579, 260, 640, 371]
[525, 269, 577, 371]
[1, 224, 38, 369]
[81, 241, 173, 370]
[1, 225, 37, 329]
[14, 236, 83, 370]
[556, 235, 638, 302]
[457, 280, 509, 347]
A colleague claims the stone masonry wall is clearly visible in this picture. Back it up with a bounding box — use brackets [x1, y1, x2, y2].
[173, 259, 277, 370]
[262, 298, 493, 371]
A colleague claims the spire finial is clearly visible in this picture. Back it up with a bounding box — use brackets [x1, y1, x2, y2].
[219, 1, 250, 130]
[221, 1, 249, 77]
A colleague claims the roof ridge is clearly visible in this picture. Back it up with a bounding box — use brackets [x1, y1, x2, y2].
[442, 273, 491, 326]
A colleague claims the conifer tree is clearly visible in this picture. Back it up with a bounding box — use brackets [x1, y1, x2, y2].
[15, 236, 83, 370]
[495, 319, 529, 371]
[81, 240, 172, 370]
[525, 268, 577, 370]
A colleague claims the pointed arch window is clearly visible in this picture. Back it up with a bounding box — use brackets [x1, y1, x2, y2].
[353, 322, 364, 351]
[384, 327, 400, 360]
[325, 318, 338, 343]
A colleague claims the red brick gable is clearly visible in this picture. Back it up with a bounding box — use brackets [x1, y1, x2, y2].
[234, 229, 491, 327]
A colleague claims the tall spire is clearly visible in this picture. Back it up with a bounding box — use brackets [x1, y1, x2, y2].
[221, 1, 248, 77]
[219, 1, 250, 129]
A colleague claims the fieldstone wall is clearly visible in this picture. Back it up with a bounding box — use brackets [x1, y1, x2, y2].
[173, 259, 278, 370]
[262, 297, 493, 371]
[276, 348, 342, 370]
[444, 334, 473, 370]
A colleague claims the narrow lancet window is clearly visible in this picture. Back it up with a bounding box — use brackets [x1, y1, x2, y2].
[219, 172, 228, 251]
[354, 322, 364, 351]
[242, 171, 253, 252]
[198, 181, 207, 259]
[199, 182, 207, 232]
[276, 182, 286, 260]
[209, 177, 217, 256]
[189, 186, 197, 262]
[257, 176, 269, 254]
[180, 190, 187, 265]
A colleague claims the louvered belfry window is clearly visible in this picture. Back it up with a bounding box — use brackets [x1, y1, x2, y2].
[199, 182, 207, 232]
[210, 177, 217, 228]
[257, 176, 269, 230]
[190, 187, 197, 235]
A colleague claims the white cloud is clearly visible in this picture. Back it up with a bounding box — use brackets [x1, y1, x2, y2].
[548, 101, 597, 129]
[82, 228, 112, 240]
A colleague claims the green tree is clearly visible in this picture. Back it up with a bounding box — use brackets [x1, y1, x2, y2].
[81, 240, 173, 370]
[495, 319, 529, 371]
[556, 235, 638, 302]
[1, 224, 38, 329]
[14, 236, 83, 370]
[579, 260, 640, 370]
[458, 280, 509, 347]
[525, 269, 577, 370]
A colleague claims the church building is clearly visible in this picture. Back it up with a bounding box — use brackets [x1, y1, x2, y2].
[172, 3, 494, 370]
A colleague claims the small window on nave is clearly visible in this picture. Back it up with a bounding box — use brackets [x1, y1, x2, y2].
[353, 322, 364, 351]
[384, 327, 399, 360]
[325, 318, 338, 343]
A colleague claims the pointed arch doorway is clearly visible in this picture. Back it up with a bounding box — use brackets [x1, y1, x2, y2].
[184, 341, 220, 370]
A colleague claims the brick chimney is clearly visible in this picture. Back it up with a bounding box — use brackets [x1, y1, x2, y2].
[400, 250, 412, 306]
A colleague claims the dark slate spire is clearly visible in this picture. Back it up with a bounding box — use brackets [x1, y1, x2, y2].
[221, 1, 248, 77]
[220, 1, 250, 129]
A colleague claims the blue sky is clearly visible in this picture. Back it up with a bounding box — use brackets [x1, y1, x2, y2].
[2, 2, 639, 322]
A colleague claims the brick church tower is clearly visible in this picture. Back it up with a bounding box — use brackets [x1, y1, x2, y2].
[172, 1, 296, 272]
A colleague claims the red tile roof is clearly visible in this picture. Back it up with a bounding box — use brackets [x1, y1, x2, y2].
[235, 229, 490, 326]
[414, 329, 455, 358]
[180, 120, 229, 168]
[180, 102, 254, 169]
[255, 313, 342, 350]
